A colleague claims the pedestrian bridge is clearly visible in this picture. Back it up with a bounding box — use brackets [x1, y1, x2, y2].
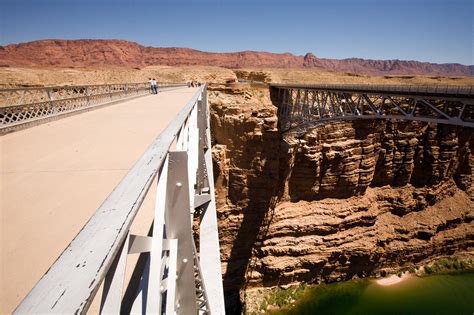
[1, 84, 224, 314]
[2, 82, 473, 315]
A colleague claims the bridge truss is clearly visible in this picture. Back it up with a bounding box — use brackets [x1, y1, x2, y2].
[14, 85, 225, 314]
[270, 84, 474, 131]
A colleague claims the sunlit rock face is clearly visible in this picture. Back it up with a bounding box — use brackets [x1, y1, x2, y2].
[1, 39, 473, 76]
[208, 83, 473, 313]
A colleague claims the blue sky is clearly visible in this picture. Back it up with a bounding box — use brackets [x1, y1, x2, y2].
[1, 0, 472, 65]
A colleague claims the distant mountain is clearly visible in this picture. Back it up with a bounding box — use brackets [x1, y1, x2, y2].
[0, 39, 472, 76]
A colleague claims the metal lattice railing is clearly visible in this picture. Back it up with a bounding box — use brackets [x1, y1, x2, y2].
[0, 82, 187, 132]
[14, 84, 225, 314]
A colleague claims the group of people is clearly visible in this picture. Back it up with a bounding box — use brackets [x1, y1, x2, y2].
[188, 81, 202, 87]
[149, 78, 203, 94]
[148, 78, 159, 94]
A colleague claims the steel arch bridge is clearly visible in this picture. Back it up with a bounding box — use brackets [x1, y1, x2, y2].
[270, 84, 474, 132]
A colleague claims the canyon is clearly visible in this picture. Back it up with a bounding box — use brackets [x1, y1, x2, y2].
[1, 63, 472, 314]
[1, 39, 473, 76]
[208, 82, 473, 313]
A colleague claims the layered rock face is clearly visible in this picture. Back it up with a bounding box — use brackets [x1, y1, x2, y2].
[1, 39, 473, 76]
[209, 84, 280, 285]
[209, 84, 473, 312]
[254, 121, 473, 288]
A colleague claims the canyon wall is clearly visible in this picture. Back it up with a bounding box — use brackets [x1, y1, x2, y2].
[208, 84, 474, 313]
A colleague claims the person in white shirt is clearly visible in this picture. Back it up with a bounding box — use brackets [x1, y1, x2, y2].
[149, 78, 154, 94]
[152, 78, 158, 94]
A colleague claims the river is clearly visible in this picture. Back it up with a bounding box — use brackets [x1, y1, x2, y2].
[276, 272, 474, 315]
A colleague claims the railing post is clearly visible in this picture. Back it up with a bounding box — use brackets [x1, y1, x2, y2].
[164, 151, 197, 314]
[47, 89, 57, 114]
[165, 238, 179, 314]
[86, 87, 90, 106]
[146, 155, 169, 314]
[99, 234, 130, 314]
[197, 99, 208, 192]
[198, 84, 226, 313]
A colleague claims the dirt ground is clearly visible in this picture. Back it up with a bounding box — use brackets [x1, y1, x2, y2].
[234, 68, 474, 85]
[1, 65, 472, 88]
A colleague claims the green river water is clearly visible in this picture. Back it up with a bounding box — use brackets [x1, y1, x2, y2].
[276, 272, 474, 315]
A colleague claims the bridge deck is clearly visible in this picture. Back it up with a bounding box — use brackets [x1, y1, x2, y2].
[0, 87, 199, 313]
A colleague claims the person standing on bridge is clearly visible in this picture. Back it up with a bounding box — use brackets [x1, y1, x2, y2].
[149, 78, 156, 94]
[153, 78, 158, 94]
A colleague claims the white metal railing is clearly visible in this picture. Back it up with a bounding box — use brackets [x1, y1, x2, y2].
[14, 84, 225, 314]
[0, 82, 187, 132]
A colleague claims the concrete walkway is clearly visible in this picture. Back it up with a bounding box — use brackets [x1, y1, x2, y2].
[0, 87, 199, 313]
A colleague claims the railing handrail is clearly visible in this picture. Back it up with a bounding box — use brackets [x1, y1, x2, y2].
[0, 89, 143, 110]
[0, 83, 187, 109]
[0, 82, 185, 92]
[0, 83, 191, 134]
[0, 82, 187, 108]
[14, 85, 207, 314]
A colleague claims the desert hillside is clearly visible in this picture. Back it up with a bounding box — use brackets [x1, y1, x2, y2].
[0, 39, 472, 76]
[1, 66, 474, 89]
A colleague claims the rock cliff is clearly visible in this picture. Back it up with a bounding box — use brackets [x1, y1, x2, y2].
[208, 84, 473, 313]
[1, 39, 472, 76]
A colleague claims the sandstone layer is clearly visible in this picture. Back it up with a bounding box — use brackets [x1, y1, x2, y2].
[208, 84, 473, 313]
[1, 39, 472, 76]
[3, 66, 474, 91]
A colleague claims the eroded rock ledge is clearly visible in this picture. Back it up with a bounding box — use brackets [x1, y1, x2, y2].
[208, 83, 473, 312]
